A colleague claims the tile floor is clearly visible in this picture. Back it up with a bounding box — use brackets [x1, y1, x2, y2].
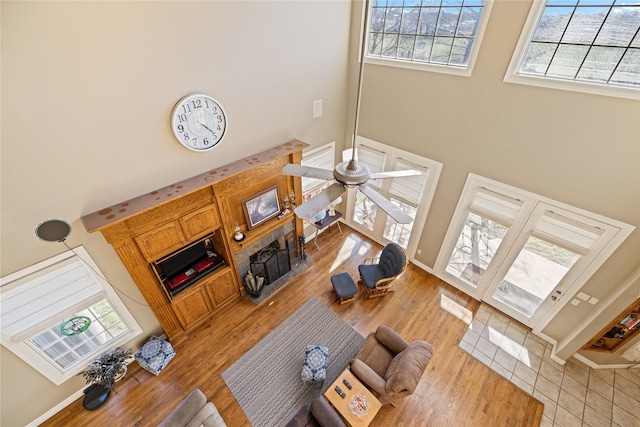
[458, 304, 640, 427]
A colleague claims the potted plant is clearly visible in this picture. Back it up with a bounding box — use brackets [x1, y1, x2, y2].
[78, 346, 132, 410]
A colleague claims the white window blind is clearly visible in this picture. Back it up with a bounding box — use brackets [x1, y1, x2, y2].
[533, 211, 603, 255]
[302, 143, 335, 194]
[469, 187, 524, 226]
[356, 145, 386, 190]
[1, 257, 106, 342]
[387, 157, 428, 205]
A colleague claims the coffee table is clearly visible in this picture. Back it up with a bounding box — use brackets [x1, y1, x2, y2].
[324, 368, 382, 427]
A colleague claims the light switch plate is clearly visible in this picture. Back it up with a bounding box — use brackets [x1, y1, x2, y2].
[313, 99, 323, 118]
[571, 299, 581, 306]
[589, 297, 599, 305]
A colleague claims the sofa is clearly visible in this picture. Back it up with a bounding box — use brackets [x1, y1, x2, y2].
[286, 396, 346, 427]
[158, 388, 226, 427]
[350, 324, 434, 405]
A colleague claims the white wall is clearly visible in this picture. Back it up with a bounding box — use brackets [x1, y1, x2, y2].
[0, 1, 351, 425]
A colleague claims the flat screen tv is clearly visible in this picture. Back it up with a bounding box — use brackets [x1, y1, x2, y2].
[159, 241, 207, 279]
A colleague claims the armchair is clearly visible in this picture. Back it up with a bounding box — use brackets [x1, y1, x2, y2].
[358, 243, 407, 297]
[349, 325, 433, 406]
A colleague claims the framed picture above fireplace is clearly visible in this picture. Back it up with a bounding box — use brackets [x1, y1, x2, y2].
[242, 185, 281, 230]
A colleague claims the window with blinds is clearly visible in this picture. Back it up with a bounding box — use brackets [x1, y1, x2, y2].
[0, 247, 141, 384]
[435, 173, 634, 328]
[301, 142, 336, 197]
[345, 137, 443, 252]
[445, 186, 525, 287]
[354, 145, 386, 190]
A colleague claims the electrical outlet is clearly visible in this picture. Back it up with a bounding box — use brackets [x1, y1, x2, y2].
[313, 99, 322, 118]
[416, 249, 422, 255]
[577, 292, 590, 301]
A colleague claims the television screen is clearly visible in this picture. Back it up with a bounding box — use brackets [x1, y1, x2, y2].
[160, 242, 207, 278]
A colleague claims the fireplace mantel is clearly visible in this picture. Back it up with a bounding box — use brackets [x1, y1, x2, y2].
[81, 141, 308, 343]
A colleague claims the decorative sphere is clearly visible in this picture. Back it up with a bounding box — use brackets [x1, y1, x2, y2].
[314, 210, 327, 222]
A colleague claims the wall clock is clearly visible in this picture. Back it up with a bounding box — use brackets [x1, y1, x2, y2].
[171, 93, 227, 151]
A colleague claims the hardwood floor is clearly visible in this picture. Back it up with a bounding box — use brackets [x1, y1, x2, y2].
[42, 225, 543, 426]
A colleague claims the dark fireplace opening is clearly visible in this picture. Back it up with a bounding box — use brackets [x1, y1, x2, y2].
[250, 237, 291, 285]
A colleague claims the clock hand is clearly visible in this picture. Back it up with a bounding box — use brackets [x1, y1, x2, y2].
[197, 120, 214, 133]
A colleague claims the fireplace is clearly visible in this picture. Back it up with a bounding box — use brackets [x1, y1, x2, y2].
[250, 238, 291, 285]
[235, 219, 298, 295]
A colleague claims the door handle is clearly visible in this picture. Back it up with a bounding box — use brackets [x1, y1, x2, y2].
[551, 295, 558, 301]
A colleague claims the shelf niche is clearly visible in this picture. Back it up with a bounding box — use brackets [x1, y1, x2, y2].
[583, 297, 640, 353]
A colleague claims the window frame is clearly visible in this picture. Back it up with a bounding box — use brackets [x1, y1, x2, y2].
[434, 173, 635, 329]
[1, 247, 142, 385]
[504, 0, 640, 100]
[344, 136, 443, 258]
[363, 0, 494, 77]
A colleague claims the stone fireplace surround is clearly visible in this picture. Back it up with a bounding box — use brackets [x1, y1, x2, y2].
[235, 219, 308, 303]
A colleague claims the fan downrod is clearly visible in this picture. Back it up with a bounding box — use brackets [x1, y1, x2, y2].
[333, 159, 370, 187]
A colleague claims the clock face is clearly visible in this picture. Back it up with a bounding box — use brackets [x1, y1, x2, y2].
[171, 94, 227, 151]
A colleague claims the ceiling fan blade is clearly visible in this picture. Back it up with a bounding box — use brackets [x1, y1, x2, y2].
[359, 185, 413, 224]
[293, 183, 346, 221]
[282, 164, 334, 181]
[370, 169, 422, 179]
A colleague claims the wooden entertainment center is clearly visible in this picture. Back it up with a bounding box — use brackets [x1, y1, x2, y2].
[82, 141, 308, 344]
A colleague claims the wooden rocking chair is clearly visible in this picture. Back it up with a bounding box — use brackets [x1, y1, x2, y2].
[357, 243, 407, 298]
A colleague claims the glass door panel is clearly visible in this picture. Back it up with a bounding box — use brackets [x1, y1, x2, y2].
[383, 198, 416, 249]
[492, 236, 581, 318]
[445, 213, 508, 288]
[352, 190, 378, 232]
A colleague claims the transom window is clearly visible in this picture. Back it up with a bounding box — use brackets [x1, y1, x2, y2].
[365, 0, 492, 76]
[505, 0, 640, 99]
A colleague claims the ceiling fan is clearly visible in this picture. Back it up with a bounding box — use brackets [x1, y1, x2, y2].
[282, 0, 421, 225]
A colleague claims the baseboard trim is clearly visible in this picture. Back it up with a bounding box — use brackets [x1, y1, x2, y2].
[409, 258, 432, 274]
[572, 352, 639, 370]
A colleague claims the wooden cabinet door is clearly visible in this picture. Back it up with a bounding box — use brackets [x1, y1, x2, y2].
[207, 269, 238, 308]
[135, 221, 186, 261]
[172, 287, 213, 330]
[180, 205, 220, 241]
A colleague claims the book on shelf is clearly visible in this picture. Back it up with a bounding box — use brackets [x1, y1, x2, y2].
[625, 317, 638, 329]
[620, 314, 634, 325]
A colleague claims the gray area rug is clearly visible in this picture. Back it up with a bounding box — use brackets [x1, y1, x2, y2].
[222, 297, 365, 426]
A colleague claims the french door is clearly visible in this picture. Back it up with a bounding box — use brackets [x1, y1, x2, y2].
[436, 174, 633, 328]
[344, 137, 442, 258]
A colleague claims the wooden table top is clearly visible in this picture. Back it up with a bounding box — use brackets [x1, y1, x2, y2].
[324, 368, 382, 427]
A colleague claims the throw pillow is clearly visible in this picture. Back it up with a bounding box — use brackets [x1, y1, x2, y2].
[301, 345, 329, 383]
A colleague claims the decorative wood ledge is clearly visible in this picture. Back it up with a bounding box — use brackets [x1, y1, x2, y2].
[81, 140, 309, 233]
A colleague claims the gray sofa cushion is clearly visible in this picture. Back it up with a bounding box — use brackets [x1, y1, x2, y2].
[158, 389, 226, 427]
